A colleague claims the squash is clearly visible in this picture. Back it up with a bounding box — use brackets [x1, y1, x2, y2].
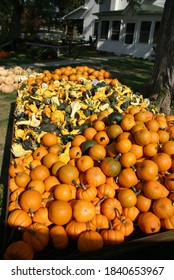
[107, 111, 123, 124]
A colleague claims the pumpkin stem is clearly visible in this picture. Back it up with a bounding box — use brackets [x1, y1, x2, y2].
[95, 195, 107, 207]
[18, 226, 35, 235]
[42, 193, 53, 205]
[29, 208, 35, 217]
[131, 186, 141, 195]
[115, 207, 122, 219]
[115, 153, 121, 161]
[109, 220, 113, 230]
[130, 164, 136, 171]
[72, 179, 81, 188]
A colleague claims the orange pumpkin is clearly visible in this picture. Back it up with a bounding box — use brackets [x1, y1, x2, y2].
[88, 214, 109, 231]
[85, 167, 106, 187]
[89, 144, 106, 161]
[100, 157, 121, 177]
[112, 215, 134, 236]
[77, 230, 103, 253]
[42, 152, 60, 169]
[122, 206, 140, 222]
[152, 197, 174, 218]
[54, 183, 72, 201]
[65, 220, 87, 240]
[136, 159, 158, 181]
[164, 173, 174, 191]
[41, 132, 58, 147]
[32, 207, 52, 227]
[7, 209, 32, 228]
[93, 131, 110, 146]
[117, 188, 137, 208]
[22, 222, 50, 252]
[138, 212, 161, 234]
[14, 172, 31, 188]
[57, 164, 79, 184]
[133, 128, 152, 146]
[101, 198, 122, 220]
[118, 167, 139, 188]
[115, 138, 132, 154]
[50, 225, 69, 249]
[143, 180, 168, 200]
[97, 183, 115, 199]
[73, 199, 96, 223]
[27, 179, 45, 194]
[101, 227, 124, 246]
[119, 152, 137, 168]
[19, 189, 42, 216]
[30, 164, 50, 181]
[76, 155, 94, 172]
[48, 200, 72, 225]
[4, 241, 34, 260]
[152, 153, 172, 172]
[136, 194, 152, 212]
[76, 183, 97, 201]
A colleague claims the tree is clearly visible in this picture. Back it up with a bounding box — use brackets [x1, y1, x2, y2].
[127, 0, 174, 114]
[0, 0, 84, 42]
[150, 0, 174, 114]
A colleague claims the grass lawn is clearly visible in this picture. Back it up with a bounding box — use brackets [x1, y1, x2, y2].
[1, 47, 154, 92]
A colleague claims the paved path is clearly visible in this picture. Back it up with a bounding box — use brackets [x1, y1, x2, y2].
[18, 56, 123, 68]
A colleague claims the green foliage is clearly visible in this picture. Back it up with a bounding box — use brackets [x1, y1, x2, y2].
[0, 0, 85, 36]
[26, 46, 57, 59]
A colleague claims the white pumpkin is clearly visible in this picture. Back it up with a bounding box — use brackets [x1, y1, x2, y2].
[4, 75, 15, 85]
[0, 76, 6, 84]
[0, 68, 9, 76]
[1, 84, 15, 93]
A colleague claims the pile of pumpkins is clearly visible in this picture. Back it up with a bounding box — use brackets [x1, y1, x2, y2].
[3, 66, 174, 260]
[0, 66, 35, 94]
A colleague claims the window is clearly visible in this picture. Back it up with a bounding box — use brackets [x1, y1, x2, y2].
[139, 21, 151, 43]
[111, 21, 121, 40]
[153, 21, 160, 44]
[94, 20, 99, 37]
[100, 21, 109, 39]
[125, 23, 135, 44]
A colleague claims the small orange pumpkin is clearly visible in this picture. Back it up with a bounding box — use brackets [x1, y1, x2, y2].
[73, 199, 96, 223]
[85, 167, 106, 187]
[22, 222, 50, 252]
[138, 212, 161, 234]
[50, 225, 69, 249]
[48, 200, 72, 225]
[77, 230, 103, 253]
[4, 241, 34, 260]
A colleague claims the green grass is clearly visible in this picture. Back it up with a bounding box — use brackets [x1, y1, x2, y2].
[1, 47, 154, 92]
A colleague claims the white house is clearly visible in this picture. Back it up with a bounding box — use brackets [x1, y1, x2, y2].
[63, 0, 165, 59]
[95, 0, 165, 59]
[62, 0, 99, 41]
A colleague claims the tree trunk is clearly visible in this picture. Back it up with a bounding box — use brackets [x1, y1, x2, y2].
[8, 0, 24, 43]
[150, 0, 174, 114]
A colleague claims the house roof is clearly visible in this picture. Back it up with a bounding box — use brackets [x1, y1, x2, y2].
[62, 5, 88, 20]
[94, 1, 164, 17]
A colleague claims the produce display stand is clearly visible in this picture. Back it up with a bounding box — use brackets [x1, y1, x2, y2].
[2, 67, 174, 260]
